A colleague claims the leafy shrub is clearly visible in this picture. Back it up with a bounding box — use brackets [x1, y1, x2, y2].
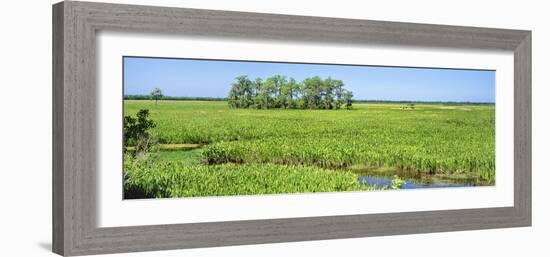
[124, 109, 156, 156]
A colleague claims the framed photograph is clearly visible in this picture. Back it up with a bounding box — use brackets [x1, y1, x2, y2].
[52, 1, 531, 256]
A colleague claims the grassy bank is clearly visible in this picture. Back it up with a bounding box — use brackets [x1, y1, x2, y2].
[124, 156, 372, 198]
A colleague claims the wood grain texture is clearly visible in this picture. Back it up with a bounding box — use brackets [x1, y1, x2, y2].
[514, 32, 532, 224]
[52, 1, 532, 256]
[52, 2, 65, 255]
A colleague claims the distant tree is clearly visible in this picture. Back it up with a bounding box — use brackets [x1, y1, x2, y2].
[282, 78, 300, 109]
[252, 78, 263, 109]
[343, 90, 354, 110]
[228, 85, 240, 108]
[332, 79, 344, 110]
[239, 76, 253, 108]
[266, 75, 288, 108]
[259, 76, 279, 109]
[322, 77, 335, 109]
[228, 75, 253, 108]
[150, 88, 163, 105]
[301, 76, 323, 109]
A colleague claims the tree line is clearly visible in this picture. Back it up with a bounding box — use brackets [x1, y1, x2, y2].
[125, 94, 227, 102]
[228, 75, 354, 110]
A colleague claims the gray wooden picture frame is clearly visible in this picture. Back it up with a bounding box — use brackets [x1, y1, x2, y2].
[52, 1, 531, 256]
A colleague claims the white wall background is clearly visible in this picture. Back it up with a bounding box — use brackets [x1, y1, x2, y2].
[0, 0, 548, 256]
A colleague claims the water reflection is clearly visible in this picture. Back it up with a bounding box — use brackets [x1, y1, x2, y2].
[358, 175, 475, 189]
[350, 165, 492, 189]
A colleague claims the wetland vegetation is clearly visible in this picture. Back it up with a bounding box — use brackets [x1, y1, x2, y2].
[123, 100, 494, 198]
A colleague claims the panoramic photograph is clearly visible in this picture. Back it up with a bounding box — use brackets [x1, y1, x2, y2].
[122, 56, 495, 199]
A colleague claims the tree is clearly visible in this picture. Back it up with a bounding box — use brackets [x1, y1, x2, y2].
[228, 84, 240, 108]
[322, 77, 335, 109]
[332, 79, 344, 110]
[239, 76, 253, 108]
[259, 76, 278, 109]
[266, 75, 288, 108]
[282, 78, 300, 109]
[252, 78, 263, 109]
[150, 88, 163, 105]
[343, 90, 354, 110]
[228, 75, 253, 108]
[301, 76, 323, 109]
[123, 109, 156, 156]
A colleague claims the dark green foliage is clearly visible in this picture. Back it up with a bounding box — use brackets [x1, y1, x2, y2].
[228, 75, 354, 109]
[123, 109, 156, 155]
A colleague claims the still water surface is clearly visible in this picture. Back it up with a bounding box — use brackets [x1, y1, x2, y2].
[357, 175, 475, 189]
[352, 166, 485, 189]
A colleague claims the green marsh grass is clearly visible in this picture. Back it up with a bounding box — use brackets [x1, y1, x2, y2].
[124, 100, 495, 198]
[124, 157, 372, 198]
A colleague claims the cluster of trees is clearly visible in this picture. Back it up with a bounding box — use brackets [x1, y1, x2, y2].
[228, 75, 354, 110]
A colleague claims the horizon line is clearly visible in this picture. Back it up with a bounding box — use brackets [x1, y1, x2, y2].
[123, 94, 495, 104]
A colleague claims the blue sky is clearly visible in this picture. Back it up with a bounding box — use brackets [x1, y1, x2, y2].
[124, 57, 495, 102]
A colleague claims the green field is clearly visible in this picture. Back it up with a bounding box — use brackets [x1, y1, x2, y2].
[123, 100, 495, 198]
